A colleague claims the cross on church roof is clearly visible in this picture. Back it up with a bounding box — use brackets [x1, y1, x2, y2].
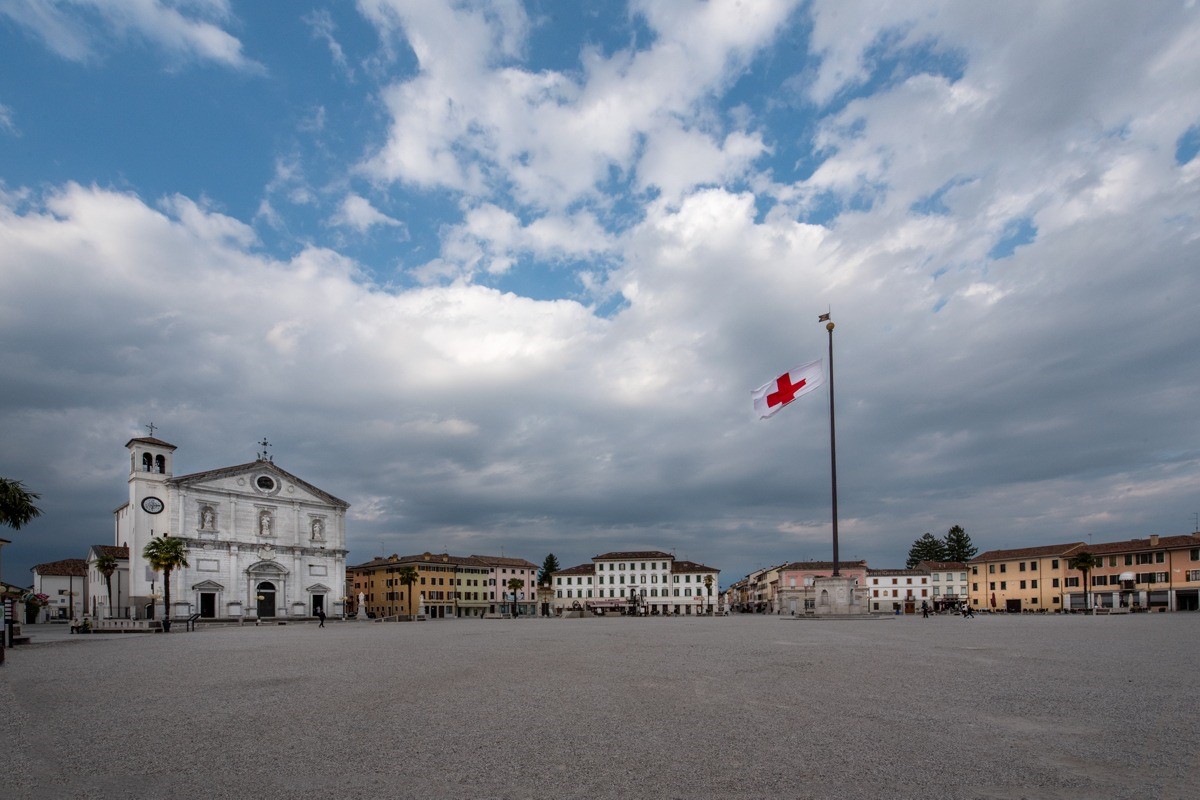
[146, 422, 157, 437]
[257, 437, 273, 462]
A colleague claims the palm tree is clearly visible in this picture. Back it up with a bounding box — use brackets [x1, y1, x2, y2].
[704, 574, 714, 615]
[397, 565, 419, 620]
[0, 477, 42, 530]
[143, 536, 189, 632]
[1067, 551, 1099, 613]
[96, 553, 118, 618]
[506, 577, 523, 617]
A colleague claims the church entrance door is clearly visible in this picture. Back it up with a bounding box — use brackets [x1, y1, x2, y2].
[312, 594, 324, 616]
[199, 593, 216, 618]
[257, 582, 276, 618]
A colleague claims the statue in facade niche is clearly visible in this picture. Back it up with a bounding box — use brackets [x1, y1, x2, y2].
[201, 507, 215, 530]
[259, 512, 272, 537]
[311, 519, 324, 540]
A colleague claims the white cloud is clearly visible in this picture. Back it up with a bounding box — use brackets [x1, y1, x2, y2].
[330, 193, 403, 233]
[0, 101, 17, 135]
[0, 0, 259, 70]
[360, 0, 796, 211]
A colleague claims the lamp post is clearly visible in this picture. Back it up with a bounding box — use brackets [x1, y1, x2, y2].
[147, 589, 161, 627]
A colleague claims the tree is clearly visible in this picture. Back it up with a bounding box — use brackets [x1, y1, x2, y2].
[906, 532, 947, 568]
[1067, 551, 1099, 613]
[538, 553, 560, 585]
[0, 477, 42, 530]
[96, 553, 118, 617]
[506, 577, 523, 617]
[397, 565, 419, 620]
[942, 525, 978, 563]
[142, 536, 189, 632]
[703, 574, 714, 614]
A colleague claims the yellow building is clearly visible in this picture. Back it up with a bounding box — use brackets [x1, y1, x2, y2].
[968, 542, 1083, 612]
[347, 552, 498, 619]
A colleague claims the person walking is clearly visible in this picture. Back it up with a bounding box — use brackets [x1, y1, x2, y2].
[921, 601, 929, 619]
[317, 607, 326, 628]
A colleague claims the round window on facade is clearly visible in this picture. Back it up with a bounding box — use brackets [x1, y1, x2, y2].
[255, 475, 276, 492]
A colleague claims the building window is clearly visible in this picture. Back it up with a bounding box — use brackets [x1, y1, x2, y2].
[1020, 562, 1026, 572]
[1000, 582, 1007, 590]
[1019, 581, 1026, 589]
[1052, 578, 1060, 588]
[1051, 559, 1059, 569]
[999, 564, 1006, 573]
[1031, 580, 1038, 589]
[989, 565, 995, 574]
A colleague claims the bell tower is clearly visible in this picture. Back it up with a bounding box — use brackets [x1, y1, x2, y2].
[125, 429, 178, 610]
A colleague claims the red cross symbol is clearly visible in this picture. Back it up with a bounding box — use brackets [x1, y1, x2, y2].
[766, 373, 806, 408]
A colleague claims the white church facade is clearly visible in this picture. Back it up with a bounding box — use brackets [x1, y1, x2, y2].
[115, 436, 349, 621]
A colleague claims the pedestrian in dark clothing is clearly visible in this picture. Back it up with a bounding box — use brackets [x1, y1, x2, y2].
[317, 608, 326, 628]
[921, 601, 929, 618]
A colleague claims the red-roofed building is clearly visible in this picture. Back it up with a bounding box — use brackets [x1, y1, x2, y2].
[31, 558, 88, 622]
[551, 551, 721, 615]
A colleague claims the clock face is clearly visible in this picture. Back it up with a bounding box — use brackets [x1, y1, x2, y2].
[141, 496, 164, 514]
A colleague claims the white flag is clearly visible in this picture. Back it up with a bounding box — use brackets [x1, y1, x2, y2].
[752, 359, 825, 419]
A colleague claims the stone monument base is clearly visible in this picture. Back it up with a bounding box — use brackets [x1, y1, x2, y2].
[810, 574, 871, 617]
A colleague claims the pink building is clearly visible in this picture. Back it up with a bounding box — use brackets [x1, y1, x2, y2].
[775, 560, 868, 615]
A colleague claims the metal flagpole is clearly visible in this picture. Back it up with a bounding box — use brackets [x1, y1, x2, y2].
[822, 314, 839, 576]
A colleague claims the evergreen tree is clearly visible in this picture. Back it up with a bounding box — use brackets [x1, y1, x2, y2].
[906, 532, 947, 568]
[942, 525, 978, 563]
[538, 553, 561, 585]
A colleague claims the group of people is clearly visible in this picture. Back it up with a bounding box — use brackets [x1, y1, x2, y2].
[921, 601, 974, 618]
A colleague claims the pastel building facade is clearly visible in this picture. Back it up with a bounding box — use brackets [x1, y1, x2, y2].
[920, 561, 968, 610]
[867, 568, 931, 614]
[775, 561, 869, 615]
[552, 550, 720, 615]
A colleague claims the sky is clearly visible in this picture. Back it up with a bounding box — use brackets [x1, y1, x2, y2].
[2, 0, 1199, 589]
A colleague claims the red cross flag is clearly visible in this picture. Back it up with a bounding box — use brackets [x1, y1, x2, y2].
[752, 359, 825, 419]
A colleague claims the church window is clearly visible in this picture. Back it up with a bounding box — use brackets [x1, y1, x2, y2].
[256, 475, 276, 492]
[142, 453, 152, 472]
[155, 455, 166, 473]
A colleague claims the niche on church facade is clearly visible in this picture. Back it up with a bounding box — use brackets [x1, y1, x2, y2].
[197, 504, 218, 535]
[256, 509, 275, 538]
[309, 516, 326, 542]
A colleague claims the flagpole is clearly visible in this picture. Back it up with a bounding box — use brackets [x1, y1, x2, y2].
[824, 316, 840, 577]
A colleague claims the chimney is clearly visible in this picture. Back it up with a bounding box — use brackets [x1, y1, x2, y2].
[1149, 534, 1159, 547]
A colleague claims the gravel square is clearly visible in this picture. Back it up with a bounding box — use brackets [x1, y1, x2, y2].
[2, 614, 1194, 799]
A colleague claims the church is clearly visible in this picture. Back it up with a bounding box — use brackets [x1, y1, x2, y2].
[115, 434, 349, 621]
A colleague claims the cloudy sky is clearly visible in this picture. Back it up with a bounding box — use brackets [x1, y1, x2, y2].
[2, 0, 1198, 588]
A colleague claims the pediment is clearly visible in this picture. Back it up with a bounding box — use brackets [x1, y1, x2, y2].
[170, 460, 347, 509]
[191, 579, 225, 590]
[306, 583, 332, 593]
[247, 560, 289, 576]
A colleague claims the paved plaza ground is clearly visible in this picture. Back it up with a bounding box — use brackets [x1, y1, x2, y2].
[2, 613, 1194, 799]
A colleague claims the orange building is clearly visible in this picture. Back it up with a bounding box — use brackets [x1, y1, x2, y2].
[1078, 533, 1200, 612]
[968, 532, 1200, 612]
